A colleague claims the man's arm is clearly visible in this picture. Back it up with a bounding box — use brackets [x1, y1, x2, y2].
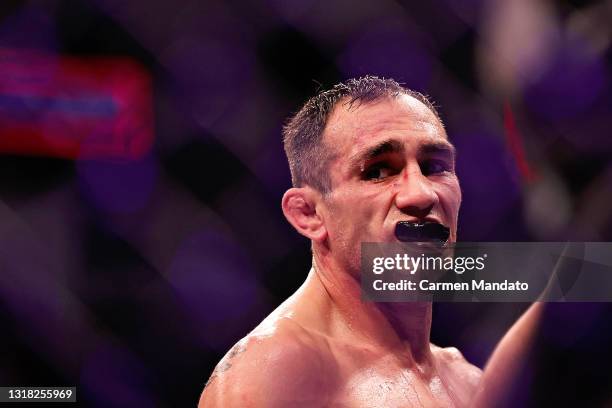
[471, 243, 579, 406]
[470, 302, 543, 407]
[199, 322, 334, 407]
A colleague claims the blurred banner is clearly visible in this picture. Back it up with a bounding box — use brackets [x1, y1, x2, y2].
[0, 47, 153, 160]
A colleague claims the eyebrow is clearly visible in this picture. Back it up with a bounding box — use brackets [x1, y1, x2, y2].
[350, 138, 456, 170]
[419, 141, 456, 161]
[350, 140, 404, 169]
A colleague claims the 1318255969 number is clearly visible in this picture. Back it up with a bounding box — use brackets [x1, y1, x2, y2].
[0, 387, 76, 402]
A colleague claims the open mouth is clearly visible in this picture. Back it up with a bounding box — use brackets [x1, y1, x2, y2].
[394, 221, 450, 244]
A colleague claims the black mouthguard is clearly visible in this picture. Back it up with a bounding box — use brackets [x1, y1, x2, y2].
[395, 221, 450, 244]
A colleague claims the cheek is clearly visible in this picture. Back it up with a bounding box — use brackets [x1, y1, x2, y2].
[325, 189, 383, 239]
[437, 179, 462, 220]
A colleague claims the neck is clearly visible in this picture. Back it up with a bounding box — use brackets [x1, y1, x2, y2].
[309, 248, 433, 363]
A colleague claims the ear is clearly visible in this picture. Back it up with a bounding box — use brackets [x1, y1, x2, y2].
[282, 187, 327, 243]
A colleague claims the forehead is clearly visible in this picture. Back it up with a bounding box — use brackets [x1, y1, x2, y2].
[323, 94, 447, 154]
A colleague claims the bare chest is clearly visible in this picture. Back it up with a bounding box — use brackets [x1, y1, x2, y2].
[331, 368, 454, 407]
[324, 349, 472, 408]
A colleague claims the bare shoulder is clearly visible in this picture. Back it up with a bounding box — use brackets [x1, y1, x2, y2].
[199, 317, 336, 407]
[432, 344, 482, 390]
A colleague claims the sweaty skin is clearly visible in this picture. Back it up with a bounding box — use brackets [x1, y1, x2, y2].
[200, 268, 482, 407]
[199, 95, 538, 407]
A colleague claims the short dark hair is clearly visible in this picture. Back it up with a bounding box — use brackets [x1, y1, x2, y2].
[282, 75, 441, 193]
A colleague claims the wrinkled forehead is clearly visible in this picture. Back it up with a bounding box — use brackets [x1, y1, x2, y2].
[322, 93, 447, 153]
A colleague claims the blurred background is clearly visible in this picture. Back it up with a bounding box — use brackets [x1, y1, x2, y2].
[0, 0, 611, 406]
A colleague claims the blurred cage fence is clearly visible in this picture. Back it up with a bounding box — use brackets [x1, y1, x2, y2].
[0, 0, 611, 406]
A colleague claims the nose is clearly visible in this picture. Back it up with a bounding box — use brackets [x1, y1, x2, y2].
[394, 164, 438, 218]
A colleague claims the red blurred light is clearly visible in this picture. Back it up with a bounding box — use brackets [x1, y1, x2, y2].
[0, 48, 154, 160]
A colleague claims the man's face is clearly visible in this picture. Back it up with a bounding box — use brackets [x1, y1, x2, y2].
[318, 94, 461, 272]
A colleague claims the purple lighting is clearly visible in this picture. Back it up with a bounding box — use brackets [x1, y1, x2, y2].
[77, 155, 157, 214]
[80, 342, 154, 408]
[163, 38, 254, 129]
[167, 230, 264, 349]
[454, 128, 522, 239]
[338, 22, 433, 92]
[524, 38, 607, 120]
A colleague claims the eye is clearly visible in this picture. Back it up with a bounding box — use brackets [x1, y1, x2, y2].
[421, 159, 452, 176]
[362, 163, 396, 181]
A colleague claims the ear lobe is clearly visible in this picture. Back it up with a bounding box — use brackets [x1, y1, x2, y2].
[282, 187, 327, 243]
